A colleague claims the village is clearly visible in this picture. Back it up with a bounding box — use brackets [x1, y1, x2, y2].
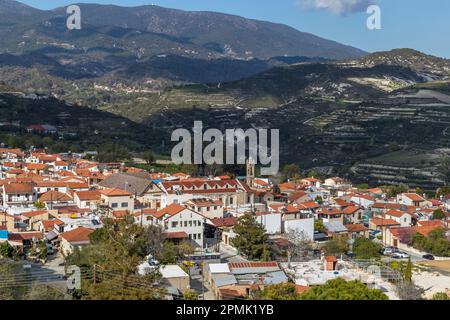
[0, 146, 449, 300]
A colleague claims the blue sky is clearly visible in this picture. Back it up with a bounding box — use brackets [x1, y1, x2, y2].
[19, 0, 450, 58]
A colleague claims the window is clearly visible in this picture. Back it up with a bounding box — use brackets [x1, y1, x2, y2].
[198, 233, 201, 239]
[172, 221, 178, 228]
[184, 221, 188, 227]
[111, 203, 118, 208]
[193, 234, 197, 240]
[86, 202, 90, 206]
[189, 221, 192, 227]
[214, 206, 217, 210]
[206, 207, 210, 211]
[121, 202, 128, 208]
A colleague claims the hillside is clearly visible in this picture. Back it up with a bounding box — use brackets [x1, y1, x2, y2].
[51, 3, 366, 60]
[350, 49, 450, 80]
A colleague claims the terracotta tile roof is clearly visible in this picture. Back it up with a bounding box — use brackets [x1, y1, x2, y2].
[417, 220, 444, 228]
[320, 208, 343, 216]
[8, 232, 43, 241]
[154, 203, 187, 219]
[112, 210, 129, 219]
[345, 224, 368, 233]
[385, 209, 406, 218]
[39, 190, 72, 202]
[342, 206, 360, 214]
[334, 199, 354, 207]
[414, 225, 443, 237]
[372, 202, 402, 210]
[21, 210, 48, 219]
[65, 182, 89, 189]
[288, 191, 307, 202]
[404, 193, 425, 202]
[279, 182, 297, 190]
[162, 231, 188, 239]
[210, 217, 238, 228]
[3, 182, 34, 194]
[298, 201, 321, 209]
[26, 163, 47, 170]
[228, 261, 278, 271]
[41, 219, 64, 232]
[60, 227, 94, 243]
[75, 190, 101, 201]
[370, 218, 401, 226]
[99, 188, 132, 197]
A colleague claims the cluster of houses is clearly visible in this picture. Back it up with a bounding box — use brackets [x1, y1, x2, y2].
[0, 147, 449, 299]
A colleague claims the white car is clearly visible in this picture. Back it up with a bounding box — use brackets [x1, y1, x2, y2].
[392, 252, 409, 259]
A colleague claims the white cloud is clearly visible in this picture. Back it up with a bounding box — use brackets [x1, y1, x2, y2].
[297, 0, 373, 16]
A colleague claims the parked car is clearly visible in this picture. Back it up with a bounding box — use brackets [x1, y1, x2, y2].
[392, 252, 410, 259]
[422, 254, 435, 260]
[382, 247, 398, 256]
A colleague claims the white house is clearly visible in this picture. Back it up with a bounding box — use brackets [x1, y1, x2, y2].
[350, 194, 375, 208]
[384, 209, 412, 227]
[156, 203, 205, 247]
[397, 193, 429, 208]
[74, 190, 101, 210]
[256, 212, 282, 234]
[184, 198, 224, 219]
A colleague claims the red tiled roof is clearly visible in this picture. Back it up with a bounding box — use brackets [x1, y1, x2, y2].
[8, 232, 43, 242]
[21, 210, 48, 219]
[345, 224, 368, 233]
[61, 227, 94, 243]
[228, 261, 278, 270]
[370, 218, 400, 226]
[112, 210, 128, 219]
[385, 209, 406, 218]
[75, 190, 101, 201]
[342, 206, 360, 215]
[99, 188, 132, 197]
[3, 183, 34, 194]
[404, 193, 425, 202]
[39, 191, 72, 202]
[210, 217, 238, 228]
[162, 231, 188, 239]
[154, 203, 187, 219]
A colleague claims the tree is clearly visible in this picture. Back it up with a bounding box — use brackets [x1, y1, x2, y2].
[396, 282, 424, 300]
[0, 242, 14, 258]
[285, 229, 313, 263]
[160, 240, 196, 264]
[231, 214, 271, 260]
[281, 164, 300, 181]
[433, 209, 446, 220]
[34, 201, 46, 209]
[324, 237, 349, 256]
[404, 258, 413, 283]
[387, 184, 409, 197]
[432, 292, 450, 300]
[300, 278, 388, 300]
[66, 218, 165, 300]
[140, 151, 155, 165]
[314, 219, 325, 233]
[259, 283, 301, 300]
[353, 238, 382, 259]
[183, 290, 199, 300]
